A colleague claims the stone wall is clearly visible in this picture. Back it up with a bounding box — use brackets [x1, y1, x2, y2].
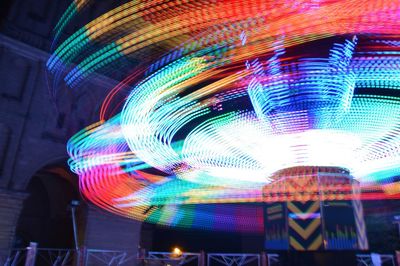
[0, 189, 27, 256]
[0, 33, 142, 255]
[0, 0, 144, 255]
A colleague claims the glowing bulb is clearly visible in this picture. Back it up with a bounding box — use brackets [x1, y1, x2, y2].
[172, 247, 182, 257]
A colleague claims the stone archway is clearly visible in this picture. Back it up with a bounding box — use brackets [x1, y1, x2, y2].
[14, 161, 84, 249]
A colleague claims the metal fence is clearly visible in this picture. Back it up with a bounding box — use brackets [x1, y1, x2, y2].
[141, 252, 201, 266]
[36, 248, 77, 266]
[265, 254, 279, 266]
[207, 253, 260, 266]
[1, 244, 398, 266]
[206, 253, 281, 266]
[85, 249, 136, 266]
[1, 248, 27, 266]
[356, 254, 395, 266]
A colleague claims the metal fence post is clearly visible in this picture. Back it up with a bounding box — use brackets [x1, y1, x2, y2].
[261, 252, 267, 266]
[199, 251, 205, 266]
[77, 246, 86, 266]
[24, 242, 37, 266]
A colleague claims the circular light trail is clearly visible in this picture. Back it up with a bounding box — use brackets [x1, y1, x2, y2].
[49, 0, 400, 231]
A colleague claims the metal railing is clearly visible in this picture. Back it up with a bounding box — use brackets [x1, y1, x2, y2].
[1, 248, 27, 266]
[266, 254, 279, 266]
[140, 252, 201, 266]
[356, 254, 395, 266]
[85, 249, 136, 266]
[4, 245, 400, 266]
[36, 248, 76, 266]
[207, 253, 260, 266]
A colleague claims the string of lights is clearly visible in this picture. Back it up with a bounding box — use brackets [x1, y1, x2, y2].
[49, 0, 400, 230]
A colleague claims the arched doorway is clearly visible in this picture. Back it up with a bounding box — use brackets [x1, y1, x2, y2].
[14, 162, 84, 249]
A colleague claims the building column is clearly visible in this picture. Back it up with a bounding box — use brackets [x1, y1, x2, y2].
[0, 189, 27, 257]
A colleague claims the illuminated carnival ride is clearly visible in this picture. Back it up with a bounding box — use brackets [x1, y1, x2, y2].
[47, 0, 400, 239]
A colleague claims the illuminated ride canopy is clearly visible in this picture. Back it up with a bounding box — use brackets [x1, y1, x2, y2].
[48, 0, 400, 231]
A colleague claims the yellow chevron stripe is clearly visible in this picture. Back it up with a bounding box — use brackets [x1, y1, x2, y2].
[287, 202, 301, 214]
[290, 235, 322, 251]
[289, 236, 305, 251]
[289, 218, 321, 239]
[308, 235, 323, 250]
[287, 201, 320, 214]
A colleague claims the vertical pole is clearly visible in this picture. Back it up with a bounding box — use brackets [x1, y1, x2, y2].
[199, 251, 205, 266]
[77, 246, 86, 266]
[137, 247, 146, 266]
[71, 205, 79, 251]
[261, 252, 267, 266]
[395, 222, 400, 237]
[24, 242, 37, 266]
[317, 170, 327, 250]
[397, 223, 400, 237]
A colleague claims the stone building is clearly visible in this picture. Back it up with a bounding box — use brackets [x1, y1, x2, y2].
[0, 0, 142, 258]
